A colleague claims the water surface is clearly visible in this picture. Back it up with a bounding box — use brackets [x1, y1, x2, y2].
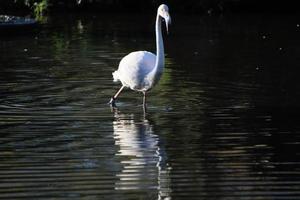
[1, 13, 300, 199]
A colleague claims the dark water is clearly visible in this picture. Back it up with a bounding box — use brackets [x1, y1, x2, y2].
[1, 13, 300, 199]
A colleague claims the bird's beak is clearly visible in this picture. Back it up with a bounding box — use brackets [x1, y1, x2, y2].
[164, 13, 171, 34]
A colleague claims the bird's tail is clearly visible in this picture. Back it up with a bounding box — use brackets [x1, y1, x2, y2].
[112, 70, 120, 82]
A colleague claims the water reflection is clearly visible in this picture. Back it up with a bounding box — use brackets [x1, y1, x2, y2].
[112, 110, 171, 199]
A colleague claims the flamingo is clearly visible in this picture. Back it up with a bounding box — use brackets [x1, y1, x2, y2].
[109, 4, 171, 109]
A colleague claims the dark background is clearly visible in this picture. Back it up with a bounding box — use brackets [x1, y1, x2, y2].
[1, 0, 300, 15]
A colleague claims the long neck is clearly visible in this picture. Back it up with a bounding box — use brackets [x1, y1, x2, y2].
[155, 14, 164, 70]
[145, 13, 165, 87]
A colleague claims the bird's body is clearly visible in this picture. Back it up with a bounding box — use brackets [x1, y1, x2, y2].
[113, 51, 158, 92]
[109, 4, 171, 109]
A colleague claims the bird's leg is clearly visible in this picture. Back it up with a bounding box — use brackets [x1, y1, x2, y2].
[109, 85, 125, 106]
[143, 92, 147, 106]
[142, 92, 147, 112]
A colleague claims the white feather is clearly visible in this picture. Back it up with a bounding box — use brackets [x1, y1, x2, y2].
[113, 51, 156, 91]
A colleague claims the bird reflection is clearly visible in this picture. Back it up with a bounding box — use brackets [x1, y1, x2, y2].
[112, 109, 171, 199]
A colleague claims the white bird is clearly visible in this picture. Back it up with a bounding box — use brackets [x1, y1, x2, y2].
[109, 4, 171, 109]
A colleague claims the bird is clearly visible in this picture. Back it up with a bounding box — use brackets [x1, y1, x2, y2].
[109, 4, 171, 110]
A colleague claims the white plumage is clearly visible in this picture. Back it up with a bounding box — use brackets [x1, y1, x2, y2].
[109, 4, 171, 109]
[113, 51, 156, 91]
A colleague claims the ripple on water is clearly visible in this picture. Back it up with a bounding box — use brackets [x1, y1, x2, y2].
[1, 13, 300, 200]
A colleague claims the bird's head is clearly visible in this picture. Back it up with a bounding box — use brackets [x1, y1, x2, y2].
[158, 4, 171, 34]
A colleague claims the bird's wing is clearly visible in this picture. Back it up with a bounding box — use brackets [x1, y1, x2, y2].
[115, 51, 156, 90]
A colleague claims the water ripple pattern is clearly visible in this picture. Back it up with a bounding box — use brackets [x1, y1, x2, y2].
[1, 13, 300, 199]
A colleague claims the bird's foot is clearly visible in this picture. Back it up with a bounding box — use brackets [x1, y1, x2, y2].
[108, 97, 116, 107]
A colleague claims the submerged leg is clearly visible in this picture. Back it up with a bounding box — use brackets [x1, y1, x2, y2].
[109, 85, 125, 106]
